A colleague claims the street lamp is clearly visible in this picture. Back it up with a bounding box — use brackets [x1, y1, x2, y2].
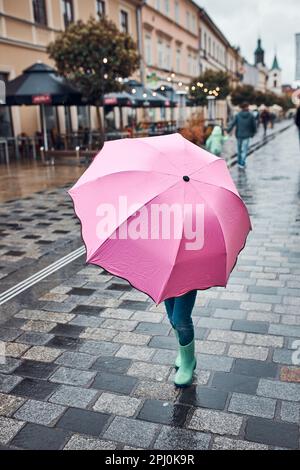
[167, 72, 176, 126]
[98, 57, 108, 149]
[207, 95, 216, 123]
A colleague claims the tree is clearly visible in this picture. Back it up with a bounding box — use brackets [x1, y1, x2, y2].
[48, 16, 140, 140]
[189, 70, 231, 106]
[276, 94, 293, 112]
[231, 85, 257, 106]
[231, 85, 292, 111]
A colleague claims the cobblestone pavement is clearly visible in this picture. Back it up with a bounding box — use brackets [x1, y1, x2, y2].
[0, 126, 299, 450]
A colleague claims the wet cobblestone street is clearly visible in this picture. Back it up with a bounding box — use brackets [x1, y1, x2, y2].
[0, 126, 299, 450]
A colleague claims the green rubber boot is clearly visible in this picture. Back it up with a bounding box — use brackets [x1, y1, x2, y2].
[172, 328, 181, 369]
[174, 338, 197, 388]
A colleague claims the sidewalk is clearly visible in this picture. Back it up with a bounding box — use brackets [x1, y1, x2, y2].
[0, 120, 293, 204]
[0, 126, 299, 450]
[222, 119, 293, 164]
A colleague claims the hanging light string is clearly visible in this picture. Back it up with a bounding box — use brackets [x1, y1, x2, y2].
[149, 73, 221, 98]
[112, 63, 222, 99]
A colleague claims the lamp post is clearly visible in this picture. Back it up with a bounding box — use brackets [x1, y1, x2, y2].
[98, 56, 108, 149]
[206, 95, 216, 123]
[158, 72, 176, 130]
[167, 72, 176, 128]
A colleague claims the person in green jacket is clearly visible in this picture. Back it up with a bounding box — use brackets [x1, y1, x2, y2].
[205, 125, 228, 157]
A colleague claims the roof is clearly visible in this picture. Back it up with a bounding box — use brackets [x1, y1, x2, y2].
[198, 7, 232, 49]
[255, 38, 264, 54]
[271, 54, 281, 70]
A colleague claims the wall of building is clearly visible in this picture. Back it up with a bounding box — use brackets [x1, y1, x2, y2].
[199, 22, 227, 73]
[0, 0, 245, 140]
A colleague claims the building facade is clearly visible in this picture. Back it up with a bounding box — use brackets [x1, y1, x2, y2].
[0, 0, 245, 141]
[142, 1, 199, 91]
[0, 0, 142, 138]
[198, 8, 242, 87]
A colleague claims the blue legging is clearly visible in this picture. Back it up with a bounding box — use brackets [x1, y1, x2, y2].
[164, 289, 197, 346]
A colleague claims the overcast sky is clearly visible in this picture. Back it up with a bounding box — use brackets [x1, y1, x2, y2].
[195, 0, 300, 84]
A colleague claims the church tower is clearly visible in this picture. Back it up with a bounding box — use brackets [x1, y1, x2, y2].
[268, 54, 282, 94]
[255, 38, 265, 65]
[254, 38, 268, 92]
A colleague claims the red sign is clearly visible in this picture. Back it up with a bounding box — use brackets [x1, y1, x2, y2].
[32, 94, 52, 105]
[104, 97, 117, 105]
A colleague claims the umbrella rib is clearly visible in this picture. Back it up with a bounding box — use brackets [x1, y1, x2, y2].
[189, 177, 243, 203]
[188, 158, 223, 178]
[69, 169, 180, 195]
[189, 179, 228, 276]
[135, 138, 182, 175]
[157, 182, 186, 302]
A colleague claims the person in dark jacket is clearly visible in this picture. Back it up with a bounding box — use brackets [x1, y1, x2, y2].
[260, 108, 271, 136]
[295, 106, 300, 144]
[227, 102, 257, 169]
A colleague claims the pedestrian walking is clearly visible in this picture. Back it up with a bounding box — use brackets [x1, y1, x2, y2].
[205, 125, 228, 157]
[260, 108, 271, 137]
[269, 112, 276, 129]
[252, 108, 260, 129]
[295, 105, 300, 144]
[227, 102, 257, 169]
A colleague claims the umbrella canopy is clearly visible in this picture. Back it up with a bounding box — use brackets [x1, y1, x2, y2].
[68, 133, 251, 304]
[125, 79, 170, 108]
[5, 62, 84, 106]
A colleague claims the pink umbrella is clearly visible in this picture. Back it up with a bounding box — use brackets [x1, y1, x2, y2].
[68, 133, 251, 304]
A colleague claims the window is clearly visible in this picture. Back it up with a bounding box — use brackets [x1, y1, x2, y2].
[191, 14, 196, 34]
[156, 0, 161, 11]
[157, 39, 164, 67]
[120, 10, 128, 33]
[274, 80, 277, 88]
[186, 11, 190, 30]
[175, 1, 180, 23]
[96, 0, 105, 17]
[192, 54, 198, 76]
[176, 48, 181, 73]
[145, 34, 152, 66]
[164, 0, 170, 15]
[61, 0, 74, 28]
[208, 37, 211, 55]
[203, 32, 207, 52]
[187, 53, 191, 75]
[32, 0, 47, 26]
[165, 43, 171, 70]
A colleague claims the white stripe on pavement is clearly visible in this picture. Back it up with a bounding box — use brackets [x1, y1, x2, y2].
[0, 246, 86, 305]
